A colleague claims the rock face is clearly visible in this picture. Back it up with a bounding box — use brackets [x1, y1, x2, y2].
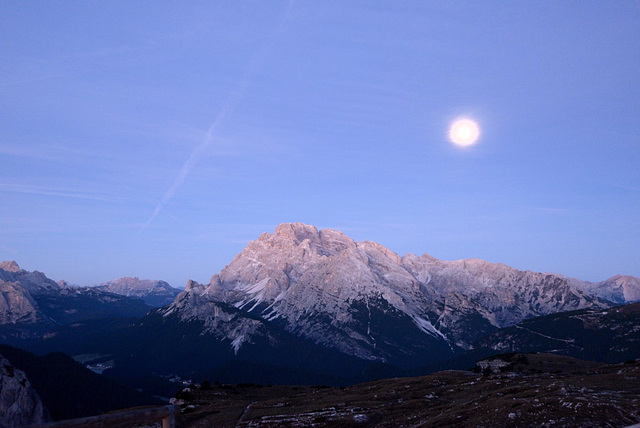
[0, 354, 49, 427]
[162, 223, 618, 367]
[0, 281, 40, 325]
[97, 277, 180, 307]
[159, 283, 269, 353]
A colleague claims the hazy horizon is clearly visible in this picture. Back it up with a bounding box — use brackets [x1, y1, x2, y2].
[2, 220, 637, 289]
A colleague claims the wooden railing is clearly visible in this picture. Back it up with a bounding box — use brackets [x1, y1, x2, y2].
[29, 404, 176, 428]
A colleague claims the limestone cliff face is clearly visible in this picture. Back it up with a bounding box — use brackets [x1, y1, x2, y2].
[169, 223, 615, 360]
[0, 354, 49, 427]
[0, 281, 40, 325]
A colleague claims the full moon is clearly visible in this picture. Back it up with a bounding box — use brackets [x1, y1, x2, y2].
[449, 118, 480, 146]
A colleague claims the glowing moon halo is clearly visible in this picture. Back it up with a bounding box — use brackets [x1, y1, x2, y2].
[449, 118, 480, 146]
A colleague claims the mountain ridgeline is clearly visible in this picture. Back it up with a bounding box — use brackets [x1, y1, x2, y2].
[96, 277, 181, 307]
[1, 223, 639, 389]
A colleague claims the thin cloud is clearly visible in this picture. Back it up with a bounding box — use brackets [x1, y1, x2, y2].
[0, 145, 59, 160]
[0, 141, 125, 165]
[138, 1, 294, 235]
[0, 182, 123, 203]
[0, 72, 70, 88]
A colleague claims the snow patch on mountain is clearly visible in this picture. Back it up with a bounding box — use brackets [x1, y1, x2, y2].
[158, 285, 267, 354]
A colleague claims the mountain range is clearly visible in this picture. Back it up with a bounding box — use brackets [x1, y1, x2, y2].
[0, 262, 182, 342]
[0, 261, 151, 341]
[1, 222, 639, 391]
[157, 223, 635, 368]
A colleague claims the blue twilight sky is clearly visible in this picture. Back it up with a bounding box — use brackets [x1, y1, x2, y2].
[1, 1, 639, 287]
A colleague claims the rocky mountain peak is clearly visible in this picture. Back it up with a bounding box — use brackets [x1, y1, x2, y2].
[255, 223, 357, 259]
[591, 275, 640, 304]
[175, 223, 628, 360]
[0, 261, 22, 273]
[185, 279, 204, 293]
[608, 274, 638, 284]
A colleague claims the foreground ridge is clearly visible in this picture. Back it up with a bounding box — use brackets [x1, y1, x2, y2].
[176, 354, 640, 427]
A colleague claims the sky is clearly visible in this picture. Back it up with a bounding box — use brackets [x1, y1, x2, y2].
[1, 1, 639, 287]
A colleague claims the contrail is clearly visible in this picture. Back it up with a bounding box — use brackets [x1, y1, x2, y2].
[138, 1, 294, 235]
[137, 120, 221, 235]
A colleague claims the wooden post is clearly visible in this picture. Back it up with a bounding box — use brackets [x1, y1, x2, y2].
[162, 404, 175, 428]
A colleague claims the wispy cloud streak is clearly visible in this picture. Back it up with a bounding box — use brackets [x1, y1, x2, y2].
[138, 1, 294, 235]
[0, 183, 122, 203]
